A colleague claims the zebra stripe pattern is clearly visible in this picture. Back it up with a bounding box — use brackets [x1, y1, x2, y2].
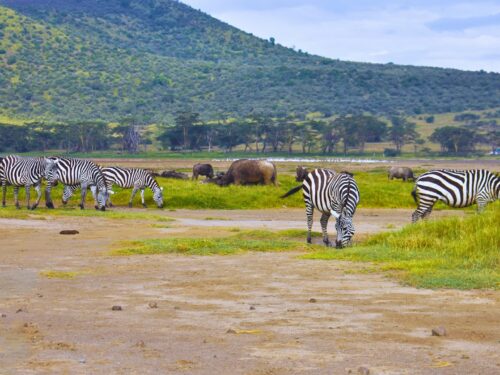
[282, 169, 360, 248]
[62, 167, 164, 208]
[101, 167, 164, 208]
[47, 157, 108, 210]
[1, 155, 57, 209]
[412, 169, 500, 222]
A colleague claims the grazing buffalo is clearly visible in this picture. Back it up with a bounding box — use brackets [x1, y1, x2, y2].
[215, 159, 277, 186]
[160, 170, 189, 180]
[388, 166, 415, 182]
[295, 166, 309, 182]
[192, 163, 214, 180]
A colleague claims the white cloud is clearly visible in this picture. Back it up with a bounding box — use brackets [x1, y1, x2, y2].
[182, 0, 500, 72]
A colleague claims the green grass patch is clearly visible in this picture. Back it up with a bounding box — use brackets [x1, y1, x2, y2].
[40, 270, 82, 279]
[112, 229, 322, 256]
[304, 205, 500, 289]
[0, 170, 483, 210]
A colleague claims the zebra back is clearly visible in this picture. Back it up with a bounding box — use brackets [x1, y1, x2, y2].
[53, 157, 107, 191]
[302, 169, 359, 218]
[415, 169, 499, 207]
[1, 155, 54, 186]
[102, 167, 160, 191]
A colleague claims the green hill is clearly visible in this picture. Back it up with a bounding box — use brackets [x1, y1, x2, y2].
[1, 0, 499, 122]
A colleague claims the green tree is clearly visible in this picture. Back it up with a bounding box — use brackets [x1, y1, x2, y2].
[388, 117, 418, 152]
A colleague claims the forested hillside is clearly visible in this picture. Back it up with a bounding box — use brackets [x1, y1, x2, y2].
[0, 0, 500, 122]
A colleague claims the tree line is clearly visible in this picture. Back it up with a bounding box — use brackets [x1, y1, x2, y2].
[0, 113, 497, 155]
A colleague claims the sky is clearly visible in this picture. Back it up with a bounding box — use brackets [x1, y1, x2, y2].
[182, 0, 500, 73]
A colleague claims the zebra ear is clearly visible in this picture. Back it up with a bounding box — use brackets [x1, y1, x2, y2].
[331, 210, 340, 219]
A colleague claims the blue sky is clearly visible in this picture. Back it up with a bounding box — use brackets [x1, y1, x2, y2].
[182, 0, 500, 72]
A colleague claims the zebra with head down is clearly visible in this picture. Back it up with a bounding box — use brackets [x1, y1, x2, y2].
[46, 157, 108, 210]
[281, 169, 360, 248]
[1, 155, 58, 210]
[412, 169, 499, 222]
[62, 167, 164, 208]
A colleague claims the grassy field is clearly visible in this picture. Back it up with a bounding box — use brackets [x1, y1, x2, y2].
[0, 170, 467, 211]
[112, 229, 323, 256]
[304, 205, 500, 290]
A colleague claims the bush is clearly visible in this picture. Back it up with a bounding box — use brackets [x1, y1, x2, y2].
[383, 148, 400, 157]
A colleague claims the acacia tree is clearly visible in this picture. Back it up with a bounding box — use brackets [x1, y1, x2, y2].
[429, 126, 478, 153]
[388, 116, 418, 152]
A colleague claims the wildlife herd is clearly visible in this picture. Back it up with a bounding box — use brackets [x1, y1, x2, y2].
[0, 154, 498, 248]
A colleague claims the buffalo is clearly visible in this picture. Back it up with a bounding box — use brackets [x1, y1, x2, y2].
[160, 170, 189, 180]
[295, 166, 309, 182]
[192, 163, 214, 180]
[388, 166, 415, 182]
[211, 159, 277, 186]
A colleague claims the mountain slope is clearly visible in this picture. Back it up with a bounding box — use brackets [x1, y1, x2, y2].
[1, 0, 499, 122]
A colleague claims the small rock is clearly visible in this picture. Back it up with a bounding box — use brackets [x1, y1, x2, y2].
[135, 340, 145, 348]
[226, 329, 237, 334]
[287, 309, 298, 312]
[358, 366, 370, 375]
[111, 305, 122, 311]
[174, 306, 180, 310]
[60, 230, 79, 235]
[16, 308, 24, 313]
[79, 358, 86, 364]
[148, 302, 158, 309]
[431, 326, 447, 336]
[249, 306, 255, 310]
[309, 298, 317, 303]
[1, 313, 6, 318]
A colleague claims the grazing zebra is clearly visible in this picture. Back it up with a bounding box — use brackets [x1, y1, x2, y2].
[281, 169, 360, 248]
[411, 169, 500, 222]
[62, 167, 164, 208]
[46, 157, 108, 210]
[1, 155, 58, 210]
[101, 167, 163, 208]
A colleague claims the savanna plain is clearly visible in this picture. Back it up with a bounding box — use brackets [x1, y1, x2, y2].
[0, 158, 499, 374]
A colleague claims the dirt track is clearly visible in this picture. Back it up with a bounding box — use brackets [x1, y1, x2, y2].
[0, 208, 498, 374]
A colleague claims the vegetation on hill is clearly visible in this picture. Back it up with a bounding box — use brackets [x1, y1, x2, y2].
[1, 0, 500, 123]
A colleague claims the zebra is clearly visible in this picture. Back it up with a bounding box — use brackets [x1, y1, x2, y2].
[61, 167, 164, 208]
[281, 169, 360, 248]
[46, 157, 108, 211]
[411, 169, 500, 222]
[1, 155, 58, 210]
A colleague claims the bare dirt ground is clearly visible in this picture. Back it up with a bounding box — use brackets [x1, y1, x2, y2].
[0, 208, 498, 374]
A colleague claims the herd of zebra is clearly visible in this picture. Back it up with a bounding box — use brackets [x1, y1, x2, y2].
[0, 155, 498, 249]
[0, 155, 164, 211]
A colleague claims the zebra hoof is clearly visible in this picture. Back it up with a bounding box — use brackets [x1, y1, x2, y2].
[31, 205, 38, 211]
[128, 203, 133, 208]
[142, 204, 147, 208]
[79, 204, 84, 210]
[94, 205, 99, 210]
[46, 202, 55, 209]
[100, 206, 106, 212]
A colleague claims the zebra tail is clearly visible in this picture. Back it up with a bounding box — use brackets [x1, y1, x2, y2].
[280, 185, 302, 199]
[411, 185, 417, 203]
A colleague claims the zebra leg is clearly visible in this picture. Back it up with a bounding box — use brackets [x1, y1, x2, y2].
[45, 181, 55, 209]
[79, 183, 88, 210]
[2, 180, 6, 207]
[141, 188, 147, 208]
[412, 199, 435, 223]
[25, 185, 31, 210]
[32, 183, 42, 210]
[476, 198, 487, 213]
[320, 212, 331, 246]
[14, 187, 20, 209]
[129, 187, 139, 208]
[306, 204, 314, 244]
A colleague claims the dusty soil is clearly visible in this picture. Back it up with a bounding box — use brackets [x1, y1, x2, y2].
[0, 208, 498, 374]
